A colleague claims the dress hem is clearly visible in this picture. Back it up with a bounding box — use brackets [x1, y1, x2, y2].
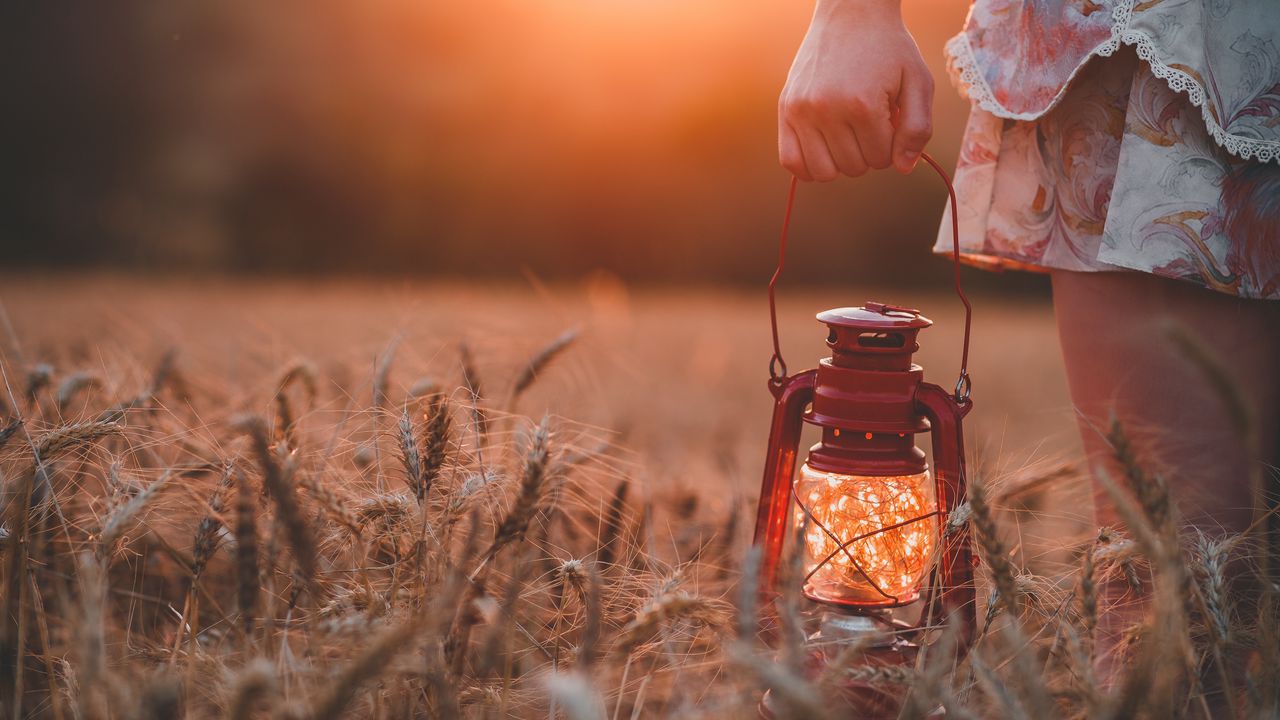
[945, 0, 1280, 165]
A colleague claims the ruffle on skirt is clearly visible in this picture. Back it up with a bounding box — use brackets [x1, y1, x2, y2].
[934, 48, 1280, 301]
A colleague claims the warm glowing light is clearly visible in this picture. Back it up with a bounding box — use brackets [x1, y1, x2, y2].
[794, 465, 938, 606]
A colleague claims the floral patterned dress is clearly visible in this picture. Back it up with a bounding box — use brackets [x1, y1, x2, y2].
[934, 0, 1280, 300]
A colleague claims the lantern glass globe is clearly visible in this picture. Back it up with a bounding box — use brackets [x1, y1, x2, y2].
[794, 465, 939, 607]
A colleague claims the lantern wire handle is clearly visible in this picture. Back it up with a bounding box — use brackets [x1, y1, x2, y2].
[766, 176, 798, 386]
[766, 151, 973, 404]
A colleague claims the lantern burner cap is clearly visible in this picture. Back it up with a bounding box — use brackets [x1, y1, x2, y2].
[817, 303, 933, 330]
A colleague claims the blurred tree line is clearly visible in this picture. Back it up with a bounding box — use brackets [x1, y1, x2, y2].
[0, 0, 1040, 290]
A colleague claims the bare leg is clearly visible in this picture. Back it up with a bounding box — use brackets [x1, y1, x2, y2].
[1051, 270, 1280, 686]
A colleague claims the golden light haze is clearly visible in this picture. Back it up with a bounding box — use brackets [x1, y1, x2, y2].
[4, 0, 979, 285]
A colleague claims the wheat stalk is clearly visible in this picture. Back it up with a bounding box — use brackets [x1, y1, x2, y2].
[32, 421, 121, 460]
[0, 418, 23, 453]
[309, 614, 425, 720]
[223, 658, 274, 720]
[273, 359, 316, 450]
[419, 394, 451, 505]
[481, 418, 552, 565]
[233, 465, 260, 636]
[1105, 418, 1174, 539]
[614, 592, 728, 655]
[510, 327, 579, 406]
[98, 470, 172, 552]
[968, 475, 1019, 619]
[298, 471, 360, 535]
[460, 343, 488, 441]
[24, 363, 53, 405]
[397, 407, 423, 499]
[192, 464, 234, 579]
[55, 371, 102, 414]
[237, 414, 317, 584]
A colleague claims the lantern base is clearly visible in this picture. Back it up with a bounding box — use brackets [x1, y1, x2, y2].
[759, 609, 935, 720]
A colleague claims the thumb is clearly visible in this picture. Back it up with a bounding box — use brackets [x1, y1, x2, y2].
[891, 67, 934, 174]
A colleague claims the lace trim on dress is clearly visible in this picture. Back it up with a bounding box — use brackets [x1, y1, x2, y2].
[945, 0, 1280, 164]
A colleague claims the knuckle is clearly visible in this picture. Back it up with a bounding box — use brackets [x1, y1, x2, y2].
[906, 121, 933, 143]
[866, 152, 892, 170]
[897, 111, 932, 142]
[784, 95, 819, 117]
[808, 96, 839, 118]
[839, 161, 867, 178]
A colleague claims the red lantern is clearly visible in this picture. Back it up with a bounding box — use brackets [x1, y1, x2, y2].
[752, 155, 978, 716]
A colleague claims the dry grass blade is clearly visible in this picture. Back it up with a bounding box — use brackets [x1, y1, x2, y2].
[511, 327, 579, 404]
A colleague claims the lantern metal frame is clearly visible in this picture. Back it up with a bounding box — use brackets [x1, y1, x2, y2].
[753, 310, 975, 632]
[751, 152, 980, 669]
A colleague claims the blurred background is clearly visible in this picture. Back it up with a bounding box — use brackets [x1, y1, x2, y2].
[0, 0, 1047, 291]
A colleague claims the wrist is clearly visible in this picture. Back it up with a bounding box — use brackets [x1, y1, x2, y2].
[813, 0, 903, 26]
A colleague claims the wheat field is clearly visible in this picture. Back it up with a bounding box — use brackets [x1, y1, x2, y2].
[0, 273, 1274, 719]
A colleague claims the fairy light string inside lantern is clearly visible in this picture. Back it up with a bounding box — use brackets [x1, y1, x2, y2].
[794, 467, 940, 605]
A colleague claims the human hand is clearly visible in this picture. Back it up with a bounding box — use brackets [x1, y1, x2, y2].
[778, 0, 934, 181]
